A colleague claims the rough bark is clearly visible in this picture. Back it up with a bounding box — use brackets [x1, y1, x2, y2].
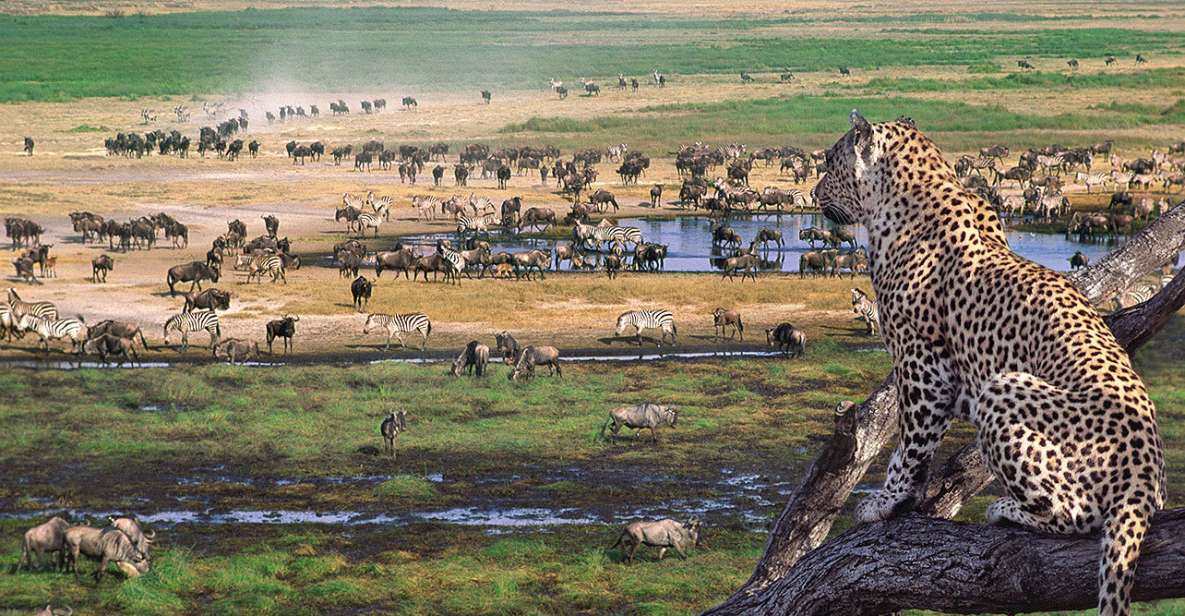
[707, 201, 1185, 614]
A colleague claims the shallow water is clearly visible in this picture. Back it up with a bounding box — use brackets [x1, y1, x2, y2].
[402, 213, 1120, 273]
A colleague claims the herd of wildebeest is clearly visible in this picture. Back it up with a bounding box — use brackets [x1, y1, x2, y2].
[10, 101, 1185, 587]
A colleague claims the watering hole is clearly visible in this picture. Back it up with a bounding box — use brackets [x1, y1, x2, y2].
[402, 214, 1120, 273]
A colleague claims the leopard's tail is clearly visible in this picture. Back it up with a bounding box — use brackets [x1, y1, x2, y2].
[1097, 503, 1153, 616]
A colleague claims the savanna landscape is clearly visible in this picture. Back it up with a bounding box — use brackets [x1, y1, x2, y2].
[1, 1, 1184, 615]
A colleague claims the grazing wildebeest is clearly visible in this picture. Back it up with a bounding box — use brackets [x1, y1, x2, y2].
[1069, 251, 1090, 271]
[166, 261, 219, 296]
[91, 254, 114, 283]
[838, 66, 851, 76]
[610, 518, 700, 563]
[712, 223, 742, 248]
[600, 403, 678, 442]
[380, 410, 408, 459]
[182, 288, 230, 313]
[213, 338, 259, 365]
[80, 334, 139, 366]
[64, 526, 149, 581]
[712, 308, 744, 341]
[17, 516, 71, 572]
[86, 320, 150, 351]
[766, 322, 805, 357]
[481, 90, 492, 104]
[265, 315, 299, 354]
[351, 276, 373, 311]
[451, 340, 490, 377]
[509, 345, 562, 382]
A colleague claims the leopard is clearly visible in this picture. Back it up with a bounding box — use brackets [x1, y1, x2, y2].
[813, 111, 1165, 615]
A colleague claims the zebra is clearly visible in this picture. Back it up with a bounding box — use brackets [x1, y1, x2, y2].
[342, 192, 365, 211]
[355, 212, 383, 237]
[614, 310, 676, 347]
[597, 225, 643, 248]
[163, 310, 221, 351]
[850, 288, 879, 336]
[367, 192, 392, 221]
[246, 254, 286, 284]
[437, 245, 466, 285]
[412, 195, 440, 221]
[467, 194, 496, 217]
[363, 313, 431, 350]
[1112, 284, 1159, 310]
[6, 288, 57, 320]
[18, 314, 87, 352]
[456, 214, 492, 235]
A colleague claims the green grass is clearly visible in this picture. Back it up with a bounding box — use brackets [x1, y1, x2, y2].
[498, 94, 1185, 151]
[0, 8, 1180, 101]
[858, 67, 1185, 94]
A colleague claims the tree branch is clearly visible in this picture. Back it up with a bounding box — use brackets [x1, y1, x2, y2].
[708, 201, 1185, 613]
[711, 509, 1185, 616]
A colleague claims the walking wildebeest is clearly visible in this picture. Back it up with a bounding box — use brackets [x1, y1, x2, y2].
[166, 261, 219, 296]
[380, 410, 408, 459]
[766, 322, 805, 357]
[91, 255, 114, 283]
[610, 518, 700, 563]
[63, 526, 149, 581]
[601, 403, 679, 442]
[481, 90, 492, 104]
[375, 246, 416, 279]
[265, 315, 298, 354]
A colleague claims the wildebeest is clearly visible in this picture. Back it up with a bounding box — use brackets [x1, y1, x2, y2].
[798, 250, 833, 278]
[108, 517, 154, 558]
[712, 224, 742, 248]
[86, 320, 150, 351]
[753, 227, 783, 250]
[90, 255, 114, 283]
[600, 403, 678, 442]
[712, 308, 744, 341]
[451, 340, 490, 377]
[481, 90, 492, 104]
[64, 526, 149, 581]
[509, 345, 562, 382]
[213, 338, 259, 365]
[375, 246, 416, 279]
[262, 214, 279, 238]
[351, 276, 373, 311]
[610, 517, 700, 563]
[23, 137, 35, 156]
[766, 322, 805, 357]
[80, 334, 139, 366]
[721, 253, 759, 281]
[183, 288, 230, 313]
[517, 207, 556, 233]
[402, 96, 418, 110]
[17, 516, 70, 572]
[167, 261, 219, 296]
[1070, 251, 1090, 271]
[380, 410, 408, 459]
[266, 315, 299, 354]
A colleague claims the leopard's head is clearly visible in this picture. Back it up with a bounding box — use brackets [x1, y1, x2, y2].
[813, 111, 885, 227]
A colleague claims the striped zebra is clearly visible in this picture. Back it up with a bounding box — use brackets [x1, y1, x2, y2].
[411, 195, 440, 221]
[246, 253, 286, 284]
[163, 310, 221, 351]
[342, 192, 365, 211]
[363, 312, 432, 350]
[1074, 171, 1110, 193]
[467, 194, 496, 217]
[0, 303, 16, 340]
[355, 212, 383, 237]
[597, 224, 643, 248]
[850, 288, 879, 336]
[1112, 284, 1159, 310]
[18, 314, 87, 351]
[366, 191, 392, 221]
[614, 309, 676, 346]
[456, 214, 493, 235]
[1036, 153, 1065, 176]
[6, 288, 57, 321]
[436, 244, 466, 285]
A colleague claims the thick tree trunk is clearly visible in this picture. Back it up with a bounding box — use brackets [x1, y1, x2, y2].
[707, 202, 1185, 614]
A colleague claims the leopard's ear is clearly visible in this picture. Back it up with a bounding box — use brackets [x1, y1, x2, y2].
[849, 110, 871, 140]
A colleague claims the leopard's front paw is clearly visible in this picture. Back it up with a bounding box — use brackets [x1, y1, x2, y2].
[855, 490, 915, 523]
